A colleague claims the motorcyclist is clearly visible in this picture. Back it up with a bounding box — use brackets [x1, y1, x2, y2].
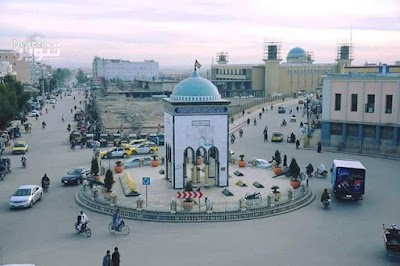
[76, 211, 89, 232]
[306, 163, 314, 177]
[281, 119, 287, 126]
[253, 118, 257, 126]
[112, 208, 123, 231]
[67, 124, 71, 132]
[21, 156, 27, 167]
[45, 108, 48, 114]
[321, 188, 330, 203]
[41, 174, 50, 189]
[239, 128, 243, 138]
[317, 163, 326, 175]
[42, 121, 46, 129]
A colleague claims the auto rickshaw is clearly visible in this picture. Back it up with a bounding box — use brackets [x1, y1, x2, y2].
[72, 131, 82, 144]
[99, 134, 109, 147]
[127, 134, 137, 142]
[85, 134, 95, 148]
[113, 134, 122, 147]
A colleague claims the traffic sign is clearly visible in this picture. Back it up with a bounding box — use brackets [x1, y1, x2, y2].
[177, 191, 203, 199]
[142, 177, 151, 186]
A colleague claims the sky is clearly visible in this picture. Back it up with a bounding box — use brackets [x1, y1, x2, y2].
[0, 0, 399, 69]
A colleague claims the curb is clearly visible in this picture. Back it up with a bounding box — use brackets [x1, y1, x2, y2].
[75, 188, 315, 223]
[302, 146, 400, 161]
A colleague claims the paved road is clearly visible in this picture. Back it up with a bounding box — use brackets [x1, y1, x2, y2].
[0, 93, 399, 266]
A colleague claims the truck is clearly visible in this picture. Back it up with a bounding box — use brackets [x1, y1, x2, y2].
[331, 159, 366, 200]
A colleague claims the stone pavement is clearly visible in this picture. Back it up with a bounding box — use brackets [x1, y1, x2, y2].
[109, 163, 294, 211]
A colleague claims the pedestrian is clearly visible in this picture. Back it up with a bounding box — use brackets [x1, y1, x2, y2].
[102, 250, 111, 266]
[247, 118, 250, 125]
[283, 154, 287, 167]
[296, 139, 300, 149]
[262, 107, 265, 113]
[112, 247, 120, 266]
[300, 121, 303, 128]
[264, 132, 268, 142]
[296, 106, 299, 112]
[317, 141, 322, 153]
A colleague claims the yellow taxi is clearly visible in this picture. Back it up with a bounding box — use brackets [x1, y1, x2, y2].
[12, 140, 29, 154]
[99, 147, 134, 159]
[271, 131, 284, 142]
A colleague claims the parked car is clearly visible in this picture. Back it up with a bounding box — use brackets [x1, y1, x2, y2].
[9, 185, 43, 209]
[271, 131, 284, 142]
[100, 147, 133, 159]
[28, 110, 40, 117]
[277, 106, 286, 114]
[12, 140, 29, 155]
[157, 133, 165, 145]
[124, 156, 153, 168]
[61, 167, 91, 185]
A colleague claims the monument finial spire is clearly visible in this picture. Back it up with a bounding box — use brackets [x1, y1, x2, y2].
[194, 60, 202, 71]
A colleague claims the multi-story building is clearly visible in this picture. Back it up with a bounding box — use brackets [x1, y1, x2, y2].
[210, 43, 353, 97]
[92, 57, 159, 82]
[0, 50, 36, 84]
[0, 61, 17, 82]
[321, 73, 400, 153]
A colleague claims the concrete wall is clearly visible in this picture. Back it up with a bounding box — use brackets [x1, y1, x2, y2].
[251, 66, 264, 91]
[173, 115, 228, 188]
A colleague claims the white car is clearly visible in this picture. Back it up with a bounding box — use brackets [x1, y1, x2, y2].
[49, 99, 57, 104]
[29, 110, 40, 117]
[9, 185, 43, 209]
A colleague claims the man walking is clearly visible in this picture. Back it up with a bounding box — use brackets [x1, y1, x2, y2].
[102, 250, 111, 266]
[112, 247, 120, 266]
[263, 126, 268, 142]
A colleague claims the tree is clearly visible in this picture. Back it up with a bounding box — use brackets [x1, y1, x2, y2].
[274, 150, 282, 167]
[76, 69, 87, 84]
[0, 75, 31, 129]
[104, 169, 114, 192]
[91, 157, 99, 176]
[52, 68, 71, 86]
[288, 158, 301, 178]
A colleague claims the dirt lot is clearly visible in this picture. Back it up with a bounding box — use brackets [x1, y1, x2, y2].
[95, 94, 263, 134]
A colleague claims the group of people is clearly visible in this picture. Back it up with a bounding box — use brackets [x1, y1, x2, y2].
[102, 247, 121, 266]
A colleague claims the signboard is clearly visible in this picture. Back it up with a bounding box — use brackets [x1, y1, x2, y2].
[142, 177, 151, 186]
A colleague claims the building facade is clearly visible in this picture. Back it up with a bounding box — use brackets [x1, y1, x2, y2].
[210, 44, 353, 97]
[0, 61, 17, 82]
[92, 56, 159, 82]
[321, 73, 400, 152]
[0, 50, 36, 84]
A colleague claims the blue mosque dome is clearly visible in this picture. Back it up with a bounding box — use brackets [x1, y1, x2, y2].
[170, 71, 222, 101]
[287, 47, 308, 63]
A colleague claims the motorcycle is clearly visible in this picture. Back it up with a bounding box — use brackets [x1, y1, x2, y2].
[42, 123, 46, 129]
[22, 160, 27, 168]
[281, 120, 287, 127]
[239, 130, 243, 138]
[230, 136, 235, 144]
[42, 181, 50, 193]
[75, 222, 91, 237]
[322, 199, 331, 209]
[253, 119, 257, 126]
[315, 169, 328, 178]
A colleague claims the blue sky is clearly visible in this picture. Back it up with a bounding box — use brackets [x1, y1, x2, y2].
[0, 0, 399, 68]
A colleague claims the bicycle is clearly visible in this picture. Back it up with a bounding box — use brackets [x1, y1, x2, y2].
[245, 192, 262, 206]
[108, 221, 130, 235]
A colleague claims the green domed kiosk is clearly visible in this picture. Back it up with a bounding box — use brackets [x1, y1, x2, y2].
[163, 69, 230, 189]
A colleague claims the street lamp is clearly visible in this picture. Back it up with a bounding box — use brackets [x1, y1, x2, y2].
[306, 97, 311, 146]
